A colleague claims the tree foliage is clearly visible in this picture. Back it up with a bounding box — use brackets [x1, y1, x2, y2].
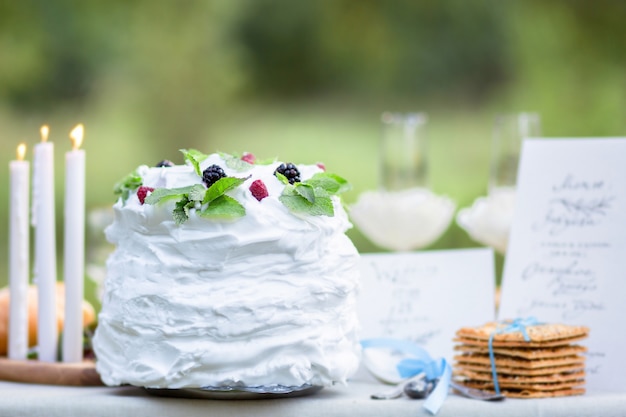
[0, 0, 623, 126]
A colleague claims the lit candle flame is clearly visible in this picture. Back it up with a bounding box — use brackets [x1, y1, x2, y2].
[16, 143, 27, 161]
[69, 123, 84, 150]
[40, 125, 50, 143]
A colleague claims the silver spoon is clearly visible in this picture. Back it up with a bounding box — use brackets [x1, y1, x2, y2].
[449, 382, 505, 401]
[370, 372, 426, 400]
[403, 378, 436, 399]
[403, 380, 505, 401]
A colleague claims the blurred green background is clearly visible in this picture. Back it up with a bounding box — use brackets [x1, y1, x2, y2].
[1, 1, 625, 304]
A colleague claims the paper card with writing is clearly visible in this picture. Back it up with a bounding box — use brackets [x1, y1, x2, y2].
[498, 138, 626, 393]
[357, 248, 496, 366]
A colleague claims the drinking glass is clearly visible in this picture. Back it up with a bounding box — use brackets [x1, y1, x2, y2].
[380, 112, 428, 191]
[349, 111, 454, 251]
[489, 113, 541, 195]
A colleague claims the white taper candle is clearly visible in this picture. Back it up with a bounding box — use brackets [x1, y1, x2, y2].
[32, 125, 58, 362]
[8, 143, 30, 360]
[62, 124, 86, 363]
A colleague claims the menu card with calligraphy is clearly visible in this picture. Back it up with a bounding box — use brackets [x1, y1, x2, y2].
[357, 248, 496, 366]
[498, 138, 626, 393]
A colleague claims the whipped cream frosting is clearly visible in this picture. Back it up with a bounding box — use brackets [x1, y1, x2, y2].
[93, 154, 361, 388]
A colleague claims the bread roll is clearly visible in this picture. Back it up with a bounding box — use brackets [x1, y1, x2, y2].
[0, 282, 96, 356]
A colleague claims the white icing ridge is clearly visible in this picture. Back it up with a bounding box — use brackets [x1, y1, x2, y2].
[93, 154, 361, 388]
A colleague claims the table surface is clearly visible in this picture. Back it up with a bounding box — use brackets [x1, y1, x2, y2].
[1, 378, 624, 417]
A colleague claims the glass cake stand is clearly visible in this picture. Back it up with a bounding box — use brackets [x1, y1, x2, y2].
[145, 384, 323, 400]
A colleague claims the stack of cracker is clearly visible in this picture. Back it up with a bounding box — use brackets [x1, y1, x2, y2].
[453, 320, 589, 398]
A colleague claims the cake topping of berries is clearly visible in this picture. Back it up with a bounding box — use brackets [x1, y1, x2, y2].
[249, 179, 269, 201]
[155, 160, 174, 167]
[137, 186, 155, 205]
[274, 163, 301, 184]
[241, 152, 256, 164]
[202, 164, 227, 187]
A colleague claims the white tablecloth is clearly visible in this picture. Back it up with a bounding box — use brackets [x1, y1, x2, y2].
[0, 379, 623, 417]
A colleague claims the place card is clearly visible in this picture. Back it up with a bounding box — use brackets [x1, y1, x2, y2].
[498, 138, 626, 393]
[357, 248, 496, 364]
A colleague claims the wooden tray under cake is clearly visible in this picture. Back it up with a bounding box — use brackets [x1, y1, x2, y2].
[0, 357, 102, 386]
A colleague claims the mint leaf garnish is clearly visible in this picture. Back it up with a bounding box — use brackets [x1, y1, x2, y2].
[180, 149, 209, 176]
[307, 196, 334, 216]
[144, 177, 246, 224]
[173, 196, 192, 225]
[218, 151, 277, 169]
[188, 184, 207, 202]
[255, 157, 276, 165]
[279, 186, 334, 216]
[305, 172, 351, 195]
[144, 185, 204, 205]
[294, 183, 315, 203]
[148, 184, 207, 224]
[203, 176, 249, 204]
[218, 152, 254, 172]
[275, 172, 290, 185]
[198, 195, 245, 219]
[277, 172, 350, 217]
[113, 170, 143, 204]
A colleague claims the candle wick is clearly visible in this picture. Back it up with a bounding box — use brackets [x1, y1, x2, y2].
[17, 143, 27, 161]
[69, 123, 84, 150]
[40, 125, 50, 143]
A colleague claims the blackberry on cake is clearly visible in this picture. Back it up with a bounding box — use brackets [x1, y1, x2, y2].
[202, 164, 227, 187]
[155, 160, 174, 167]
[274, 162, 301, 184]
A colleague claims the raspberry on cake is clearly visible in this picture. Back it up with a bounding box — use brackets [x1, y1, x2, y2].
[136, 186, 154, 205]
[249, 179, 269, 201]
[241, 152, 256, 164]
[93, 151, 360, 390]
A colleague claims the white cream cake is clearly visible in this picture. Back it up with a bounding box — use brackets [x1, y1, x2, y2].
[93, 151, 361, 389]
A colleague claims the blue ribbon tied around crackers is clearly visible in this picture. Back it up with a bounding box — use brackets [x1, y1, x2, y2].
[488, 317, 542, 395]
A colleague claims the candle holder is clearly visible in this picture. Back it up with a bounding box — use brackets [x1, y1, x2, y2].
[0, 357, 102, 386]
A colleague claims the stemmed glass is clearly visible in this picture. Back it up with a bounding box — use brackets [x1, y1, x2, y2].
[350, 112, 455, 251]
[489, 112, 541, 196]
[379, 112, 429, 191]
[457, 112, 541, 254]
